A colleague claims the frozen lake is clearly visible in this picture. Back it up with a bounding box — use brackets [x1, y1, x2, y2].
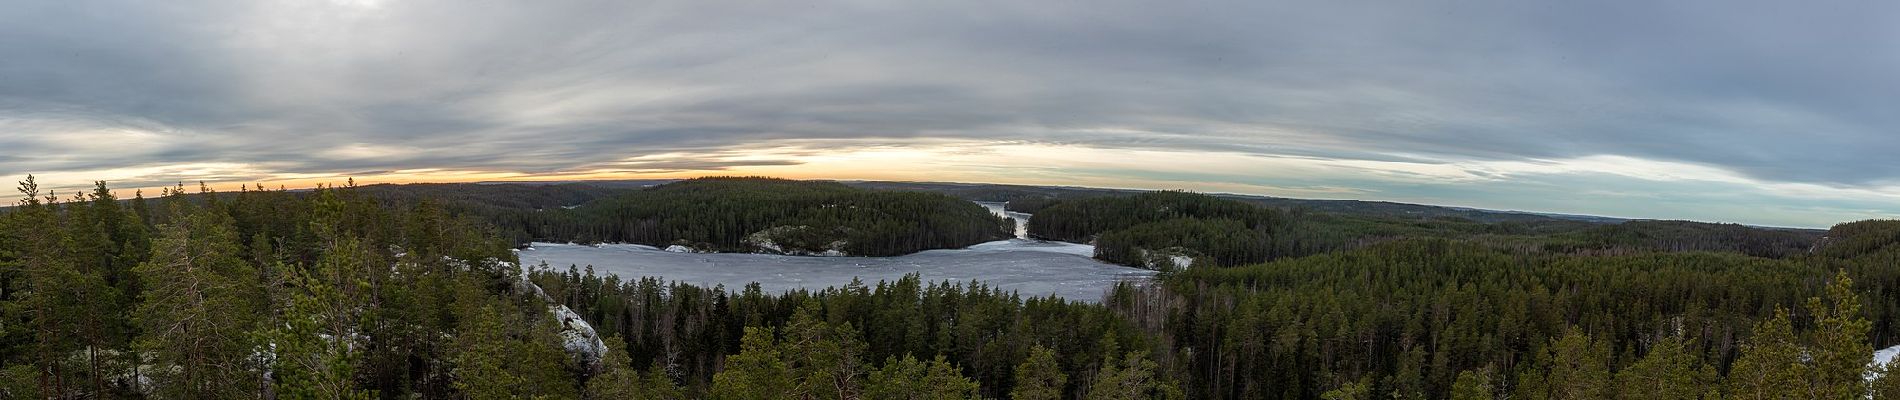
[517, 202, 1154, 302]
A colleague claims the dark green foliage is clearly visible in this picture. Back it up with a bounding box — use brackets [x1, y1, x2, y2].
[1873, 361, 1900, 400]
[5, 177, 1896, 400]
[0, 179, 580, 399]
[1513, 329, 1610, 400]
[1028, 191, 1286, 268]
[350, 182, 620, 245]
[534, 177, 1010, 256]
[1095, 218, 1266, 269]
[1550, 220, 1820, 258]
[1102, 236, 1895, 399]
[1448, 367, 1496, 400]
[1083, 335, 1182, 400]
[1612, 337, 1712, 400]
[1726, 308, 1806, 399]
[865, 354, 982, 400]
[1011, 345, 1067, 400]
[135, 196, 268, 398]
[532, 268, 1154, 399]
[1028, 191, 1277, 244]
[1004, 196, 1062, 214]
[709, 327, 794, 400]
[1814, 220, 1900, 259]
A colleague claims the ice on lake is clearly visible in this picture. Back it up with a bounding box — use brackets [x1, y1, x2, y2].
[516, 202, 1155, 302]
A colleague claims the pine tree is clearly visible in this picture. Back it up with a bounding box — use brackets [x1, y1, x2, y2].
[1514, 328, 1610, 400]
[447, 279, 578, 399]
[1449, 366, 1495, 400]
[268, 236, 375, 399]
[1871, 360, 1900, 400]
[1084, 335, 1181, 400]
[134, 200, 266, 398]
[1319, 378, 1372, 400]
[1805, 270, 1872, 399]
[587, 334, 685, 399]
[1612, 337, 1711, 400]
[1726, 308, 1808, 399]
[710, 327, 794, 400]
[7, 175, 88, 397]
[1012, 344, 1067, 400]
[865, 354, 981, 400]
[781, 302, 868, 399]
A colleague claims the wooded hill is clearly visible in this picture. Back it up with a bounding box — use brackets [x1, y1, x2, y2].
[1017, 190, 1824, 270]
[521, 177, 1012, 256]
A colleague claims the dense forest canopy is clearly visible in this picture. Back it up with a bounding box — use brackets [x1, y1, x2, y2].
[1019, 190, 1824, 270]
[484, 177, 1012, 256]
[0, 177, 569, 398]
[4, 176, 1895, 400]
[1024, 191, 1291, 269]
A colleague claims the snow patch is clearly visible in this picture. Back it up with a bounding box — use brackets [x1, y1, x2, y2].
[1870, 344, 1900, 385]
[1170, 255, 1194, 270]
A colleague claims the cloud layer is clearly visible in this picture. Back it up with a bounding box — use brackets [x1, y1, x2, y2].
[2, 0, 1895, 227]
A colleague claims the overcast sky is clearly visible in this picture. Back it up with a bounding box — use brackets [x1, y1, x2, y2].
[3, 0, 1896, 227]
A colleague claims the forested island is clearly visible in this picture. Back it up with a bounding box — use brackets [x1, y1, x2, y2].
[5, 176, 1900, 399]
[473, 177, 1011, 256]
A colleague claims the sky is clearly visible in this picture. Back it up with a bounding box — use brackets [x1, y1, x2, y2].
[1, 0, 1896, 228]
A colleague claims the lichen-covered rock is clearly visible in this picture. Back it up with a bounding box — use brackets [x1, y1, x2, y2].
[745, 225, 851, 256]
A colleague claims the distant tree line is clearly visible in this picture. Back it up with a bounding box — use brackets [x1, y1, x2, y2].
[494, 177, 1011, 256]
[1024, 191, 1311, 268]
[1025, 191, 1824, 270]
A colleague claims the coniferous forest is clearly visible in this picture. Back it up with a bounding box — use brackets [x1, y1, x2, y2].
[477, 177, 1012, 256]
[6, 176, 1900, 399]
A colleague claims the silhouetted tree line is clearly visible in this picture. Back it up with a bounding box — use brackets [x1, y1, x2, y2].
[1025, 191, 1314, 268]
[518, 177, 1011, 256]
[1004, 196, 1064, 214]
[1027, 191, 1823, 270]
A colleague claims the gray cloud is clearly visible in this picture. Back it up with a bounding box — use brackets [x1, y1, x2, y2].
[1, 0, 1896, 197]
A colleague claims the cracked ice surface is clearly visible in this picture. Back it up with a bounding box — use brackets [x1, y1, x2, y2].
[519, 239, 1153, 303]
[517, 201, 1154, 302]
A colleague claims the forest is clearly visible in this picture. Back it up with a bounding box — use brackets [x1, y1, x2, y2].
[475, 177, 1011, 256]
[1022, 191, 1824, 270]
[5, 176, 1900, 399]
